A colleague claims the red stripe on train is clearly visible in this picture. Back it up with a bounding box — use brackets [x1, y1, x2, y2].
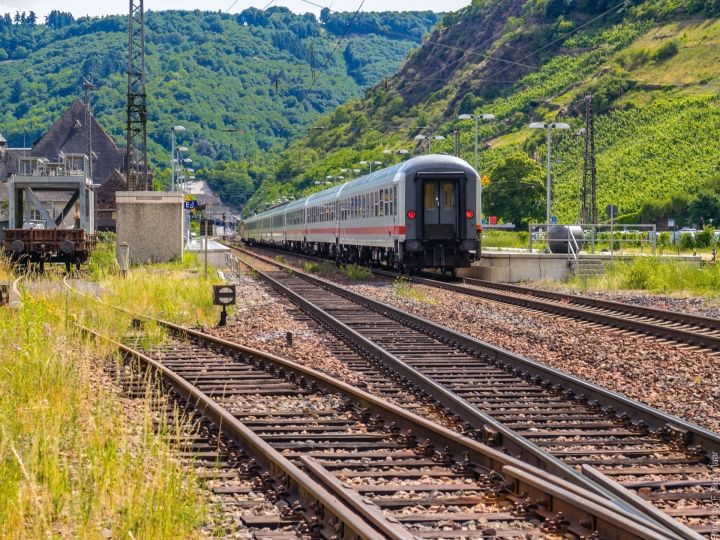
[298, 226, 406, 235]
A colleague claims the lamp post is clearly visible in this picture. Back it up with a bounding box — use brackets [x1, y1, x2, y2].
[170, 126, 186, 192]
[458, 113, 495, 220]
[528, 121, 570, 232]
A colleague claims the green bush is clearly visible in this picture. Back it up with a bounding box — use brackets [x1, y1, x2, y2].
[680, 233, 696, 251]
[654, 40, 680, 62]
[695, 227, 714, 248]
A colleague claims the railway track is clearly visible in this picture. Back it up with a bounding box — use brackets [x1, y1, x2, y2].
[237, 243, 720, 354]
[233, 245, 720, 539]
[74, 318, 668, 539]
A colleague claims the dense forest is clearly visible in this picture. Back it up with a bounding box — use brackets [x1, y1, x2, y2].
[247, 0, 720, 229]
[0, 8, 440, 207]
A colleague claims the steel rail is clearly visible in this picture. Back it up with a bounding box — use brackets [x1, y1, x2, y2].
[232, 248, 716, 540]
[65, 279, 673, 538]
[390, 271, 720, 351]
[235, 242, 720, 351]
[77, 325, 397, 540]
[239, 247, 720, 455]
[461, 277, 720, 331]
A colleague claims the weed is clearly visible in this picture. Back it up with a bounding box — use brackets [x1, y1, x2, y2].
[393, 276, 438, 304]
[303, 261, 335, 274]
[567, 257, 720, 296]
[274, 255, 287, 264]
[339, 264, 372, 281]
[0, 287, 207, 537]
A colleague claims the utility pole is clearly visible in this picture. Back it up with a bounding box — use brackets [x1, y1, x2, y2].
[83, 74, 96, 181]
[126, 0, 148, 191]
[454, 129, 460, 157]
[581, 95, 597, 224]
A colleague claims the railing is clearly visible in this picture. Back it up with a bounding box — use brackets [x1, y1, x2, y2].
[528, 223, 658, 258]
[567, 227, 580, 264]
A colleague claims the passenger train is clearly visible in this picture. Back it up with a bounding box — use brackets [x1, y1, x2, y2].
[242, 155, 480, 273]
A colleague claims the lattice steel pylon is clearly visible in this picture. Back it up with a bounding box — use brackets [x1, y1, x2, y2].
[581, 95, 597, 224]
[126, 0, 149, 191]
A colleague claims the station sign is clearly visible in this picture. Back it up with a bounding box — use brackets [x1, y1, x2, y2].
[489, 216, 497, 225]
[184, 200, 200, 210]
[551, 215, 557, 224]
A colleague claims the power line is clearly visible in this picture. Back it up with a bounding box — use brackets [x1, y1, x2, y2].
[309, 0, 366, 90]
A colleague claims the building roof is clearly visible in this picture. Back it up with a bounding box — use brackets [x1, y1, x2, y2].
[30, 99, 125, 184]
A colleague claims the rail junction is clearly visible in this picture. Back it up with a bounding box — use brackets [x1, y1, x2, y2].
[228, 245, 720, 539]
[67, 292, 668, 539]
[240, 243, 720, 354]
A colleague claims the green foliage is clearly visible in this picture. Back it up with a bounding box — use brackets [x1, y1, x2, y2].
[0, 8, 438, 206]
[576, 257, 720, 296]
[338, 264, 372, 280]
[302, 260, 335, 274]
[87, 232, 118, 280]
[654, 39, 680, 61]
[484, 153, 545, 227]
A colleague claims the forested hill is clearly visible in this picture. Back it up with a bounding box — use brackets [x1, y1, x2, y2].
[249, 0, 720, 228]
[0, 8, 439, 202]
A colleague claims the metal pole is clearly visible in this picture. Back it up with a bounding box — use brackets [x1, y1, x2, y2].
[475, 117, 482, 220]
[204, 220, 208, 278]
[171, 130, 176, 192]
[610, 212, 615, 264]
[546, 127, 552, 233]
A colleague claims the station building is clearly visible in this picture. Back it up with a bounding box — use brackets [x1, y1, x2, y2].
[0, 99, 127, 233]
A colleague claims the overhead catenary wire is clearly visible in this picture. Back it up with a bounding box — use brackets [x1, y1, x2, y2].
[309, 0, 366, 90]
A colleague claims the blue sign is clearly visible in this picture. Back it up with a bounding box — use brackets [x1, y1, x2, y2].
[481, 218, 487, 225]
[551, 215, 557, 224]
[184, 200, 199, 210]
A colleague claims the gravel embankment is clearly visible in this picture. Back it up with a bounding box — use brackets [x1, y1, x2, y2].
[209, 274, 363, 385]
[345, 280, 720, 433]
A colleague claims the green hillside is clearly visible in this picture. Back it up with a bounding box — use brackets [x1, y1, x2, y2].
[248, 0, 720, 228]
[0, 8, 439, 205]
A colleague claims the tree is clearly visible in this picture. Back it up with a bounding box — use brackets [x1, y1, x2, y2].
[484, 152, 545, 228]
[689, 192, 720, 226]
[25, 11, 37, 26]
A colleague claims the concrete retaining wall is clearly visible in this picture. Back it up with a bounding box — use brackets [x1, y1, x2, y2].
[116, 191, 183, 264]
[461, 252, 571, 282]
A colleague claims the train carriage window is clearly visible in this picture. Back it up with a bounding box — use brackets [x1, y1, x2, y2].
[393, 186, 398, 216]
[442, 182, 455, 209]
[378, 190, 384, 216]
[424, 183, 437, 210]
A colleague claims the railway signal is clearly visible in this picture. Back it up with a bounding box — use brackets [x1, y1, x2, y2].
[213, 284, 236, 326]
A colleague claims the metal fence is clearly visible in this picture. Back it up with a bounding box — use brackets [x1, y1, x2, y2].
[529, 223, 658, 261]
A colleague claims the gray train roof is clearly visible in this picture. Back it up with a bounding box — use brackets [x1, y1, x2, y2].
[245, 155, 476, 223]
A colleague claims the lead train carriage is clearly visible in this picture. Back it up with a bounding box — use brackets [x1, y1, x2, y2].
[243, 155, 480, 273]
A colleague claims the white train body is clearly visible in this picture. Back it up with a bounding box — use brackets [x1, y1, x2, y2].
[243, 155, 479, 272]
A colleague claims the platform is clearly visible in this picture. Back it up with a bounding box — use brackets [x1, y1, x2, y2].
[466, 250, 701, 282]
[186, 238, 232, 268]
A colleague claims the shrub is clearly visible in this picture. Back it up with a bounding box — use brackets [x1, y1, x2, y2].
[680, 233, 695, 251]
[654, 40, 680, 62]
[695, 227, 714, 248]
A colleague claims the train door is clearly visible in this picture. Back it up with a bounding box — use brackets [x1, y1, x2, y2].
[423, 179, 457, 240]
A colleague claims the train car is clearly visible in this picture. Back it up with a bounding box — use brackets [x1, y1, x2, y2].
[243, 155, 479, 273]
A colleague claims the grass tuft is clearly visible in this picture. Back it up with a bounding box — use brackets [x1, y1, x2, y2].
[393, 276, 438, 304]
